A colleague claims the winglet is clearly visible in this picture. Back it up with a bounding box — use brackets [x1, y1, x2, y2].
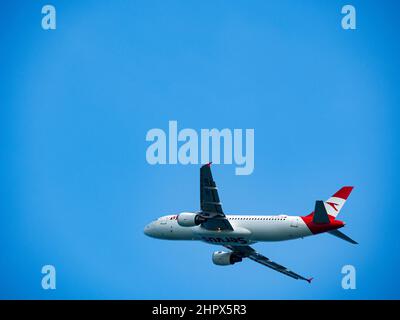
[307, 277, 313, 284]
[201, 162, 213, 169]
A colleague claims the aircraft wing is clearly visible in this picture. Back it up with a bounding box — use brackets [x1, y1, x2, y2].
[200, 163, 233, 231]
[224, 245, 313, 283]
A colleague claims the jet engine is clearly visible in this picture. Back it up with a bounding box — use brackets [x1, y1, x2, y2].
[212, 251, 243, 266]
[177, 212, 206, 227]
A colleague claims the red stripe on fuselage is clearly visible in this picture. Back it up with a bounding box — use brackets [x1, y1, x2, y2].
[301, 213, 345, 234]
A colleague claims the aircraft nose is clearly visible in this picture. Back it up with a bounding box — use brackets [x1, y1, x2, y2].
[144, 222, 157, 238]
[144, 223, 151, 236]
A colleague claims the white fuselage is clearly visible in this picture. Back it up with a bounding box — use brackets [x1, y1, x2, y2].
[144, 213, 313, 246]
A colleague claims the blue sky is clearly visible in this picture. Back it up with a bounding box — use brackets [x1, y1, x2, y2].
[0, 0, 399, 299]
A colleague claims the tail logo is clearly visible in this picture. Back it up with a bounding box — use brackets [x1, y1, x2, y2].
[326, 202, 339, 212]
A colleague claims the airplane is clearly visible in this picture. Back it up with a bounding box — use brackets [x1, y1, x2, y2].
[144, 163, 357, 283]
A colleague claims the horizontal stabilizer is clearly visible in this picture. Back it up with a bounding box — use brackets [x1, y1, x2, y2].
[313, 200, 330, 224]
[328, 229, 358, 244]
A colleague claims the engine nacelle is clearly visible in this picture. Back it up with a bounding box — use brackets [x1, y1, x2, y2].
[212, 251, 243, 266]
[177, 212, 205, 227]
